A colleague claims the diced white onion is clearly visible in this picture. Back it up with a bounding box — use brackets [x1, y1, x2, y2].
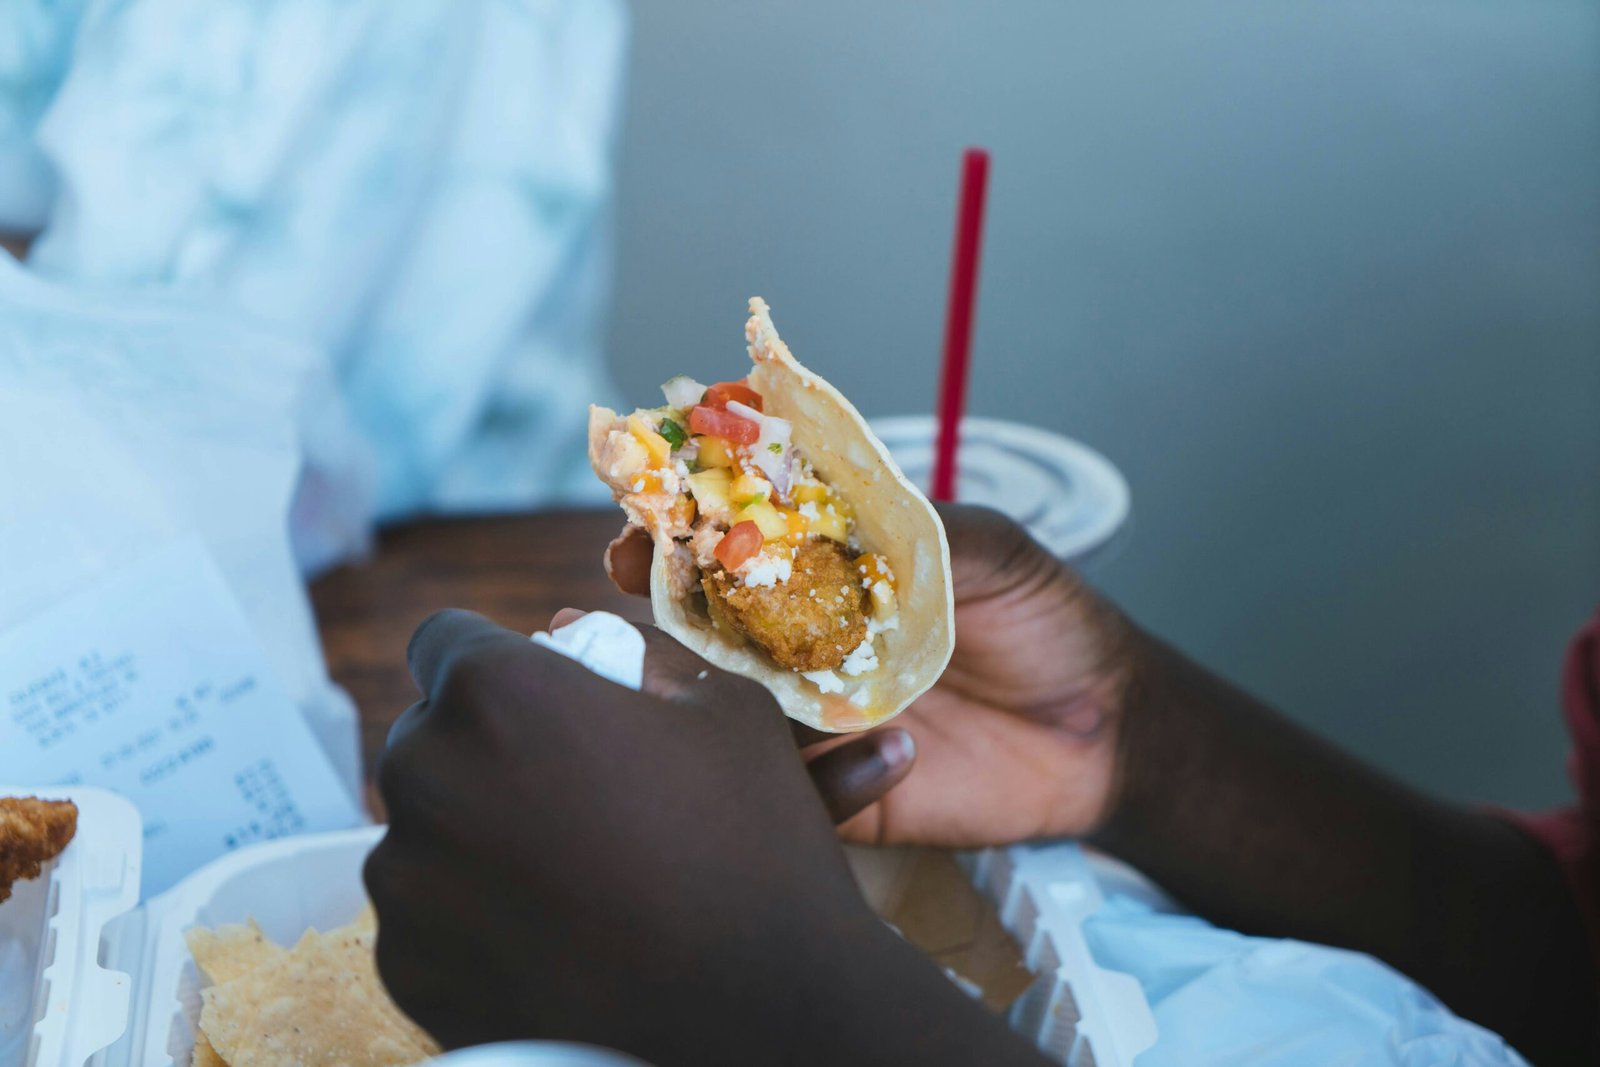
[661, 375, 706, 409]
[726, 400, 795, 496]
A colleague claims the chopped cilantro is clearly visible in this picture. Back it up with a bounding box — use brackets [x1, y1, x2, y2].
[658, 418, 688, 449]
[767, 442, 783, 454]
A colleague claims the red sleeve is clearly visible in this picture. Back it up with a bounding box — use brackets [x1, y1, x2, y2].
[1505, 607, 1600, 966]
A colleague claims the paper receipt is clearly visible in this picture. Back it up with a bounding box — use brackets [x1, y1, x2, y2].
[0, 537, 364, 896]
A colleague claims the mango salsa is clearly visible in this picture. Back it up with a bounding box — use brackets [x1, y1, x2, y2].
[869, 581, 897, 621]
[792, 482, 829, 505]
[697, 435, 737, 468]
[854, 553, 896, 591]
[631, 470, 669, 494]
[627, 414, 672, 467]
[687, 469, 733, 514]
[736, 499, 789, 540]
[810, 503, 849, 543]
[729, 472, 772, 507]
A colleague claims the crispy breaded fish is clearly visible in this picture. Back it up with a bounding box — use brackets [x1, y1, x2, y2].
[0, 796, 79, 904]
[703, 539, 869, 672]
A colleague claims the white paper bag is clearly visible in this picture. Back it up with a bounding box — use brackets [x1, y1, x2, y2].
[0, 254, 368, 805]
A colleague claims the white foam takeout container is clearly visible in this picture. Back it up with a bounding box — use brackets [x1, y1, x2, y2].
[2, 788, 141, 1067]
[3, 789, 647, 1067]
[965, 843, 1160, 1067]
[1, 784, 379, 1067]
[3, 787, 1153, 1067]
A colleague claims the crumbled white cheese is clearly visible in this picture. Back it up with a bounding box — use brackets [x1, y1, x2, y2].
[867, 613, 900, 635]
[803, 669, 844, 693]
[839, 633, 880, 677]
[798, 501, 820, 521]
[738, 553, 793, 588]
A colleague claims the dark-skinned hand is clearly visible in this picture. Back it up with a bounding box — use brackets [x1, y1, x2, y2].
[365, 608, 1048, 1066]
[605, 503, 1135, 847]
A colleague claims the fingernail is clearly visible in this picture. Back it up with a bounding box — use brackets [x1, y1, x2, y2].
[1054, 694, 1107, 738]
[549, 607, 587, 631]
[878, 728, 916, 770]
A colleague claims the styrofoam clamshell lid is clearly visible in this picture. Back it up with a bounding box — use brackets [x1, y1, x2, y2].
[0, 786, 143, 1067]
[963, 843, 1159, 1067]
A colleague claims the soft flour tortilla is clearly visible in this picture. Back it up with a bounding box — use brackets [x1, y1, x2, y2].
[649, 298, 954, 732]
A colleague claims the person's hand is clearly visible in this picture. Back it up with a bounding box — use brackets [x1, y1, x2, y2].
[364, 609, 1048, 1066]
[840, 506, 1134, 847]
[607, 504, 1134, 849]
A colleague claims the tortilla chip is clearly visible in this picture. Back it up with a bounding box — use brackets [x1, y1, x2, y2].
[346, 902, 378, 937]
[185, 919, 284, 985]
[200, 927, 439, 1067]
[192, 1032, 228, 1067]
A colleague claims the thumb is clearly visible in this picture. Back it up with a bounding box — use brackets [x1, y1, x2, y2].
[804, 728, 916, 825]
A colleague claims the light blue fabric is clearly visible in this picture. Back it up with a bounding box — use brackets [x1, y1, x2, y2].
[9, 0, 625, 565]
[0, 0, 85, 229]
[1081, 896, 1529, 1066]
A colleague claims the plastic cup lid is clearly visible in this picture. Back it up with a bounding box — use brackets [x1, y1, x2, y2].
[431, 1043, 653, 1067]
[868, 416, 1130, 562]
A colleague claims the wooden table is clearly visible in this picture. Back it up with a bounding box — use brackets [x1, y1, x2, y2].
[310, 509, 646, 811]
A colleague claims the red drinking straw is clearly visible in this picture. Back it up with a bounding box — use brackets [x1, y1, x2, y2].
[931, 147, 990, 502]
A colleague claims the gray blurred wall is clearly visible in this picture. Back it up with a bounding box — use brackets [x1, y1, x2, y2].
[606, 0, 1600, 808]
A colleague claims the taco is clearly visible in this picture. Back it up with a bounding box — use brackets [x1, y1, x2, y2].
[588, 298, 954, 732]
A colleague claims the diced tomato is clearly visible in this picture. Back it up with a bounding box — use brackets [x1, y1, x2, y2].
[714, 520, 764, 570]
[689, 405, 759, 445]
[705, 380, 763, 412]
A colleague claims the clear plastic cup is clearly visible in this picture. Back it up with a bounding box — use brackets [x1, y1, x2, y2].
[868, 416, 1130, 565]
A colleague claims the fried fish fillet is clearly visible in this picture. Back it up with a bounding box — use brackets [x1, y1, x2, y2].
[0, 797, 79, 904]
[703, 539, 870, 673]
